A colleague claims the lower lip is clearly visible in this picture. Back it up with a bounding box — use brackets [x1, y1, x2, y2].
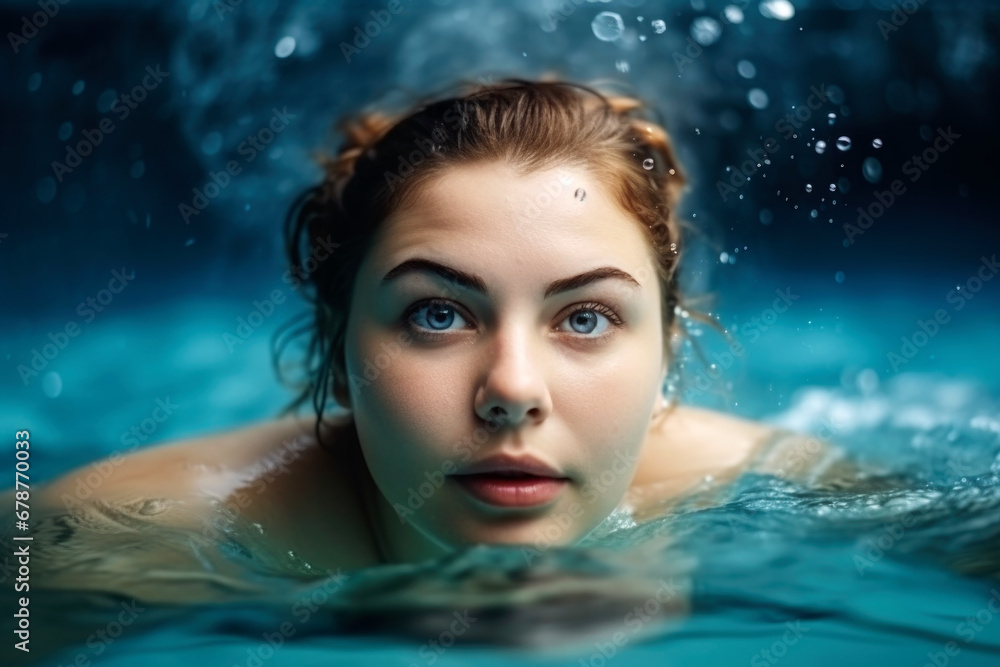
[452, 475, 568, 508]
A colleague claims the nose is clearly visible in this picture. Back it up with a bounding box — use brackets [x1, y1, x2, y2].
[475, 322, 552, 429]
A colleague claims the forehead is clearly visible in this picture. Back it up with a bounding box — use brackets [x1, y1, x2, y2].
[369, 162, 655, 276]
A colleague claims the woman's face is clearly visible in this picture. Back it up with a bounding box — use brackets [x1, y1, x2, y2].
[343, 161, 666, 553]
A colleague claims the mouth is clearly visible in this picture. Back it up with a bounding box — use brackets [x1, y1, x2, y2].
[449, 453, 569, 508]
[450, 472, 569, 508]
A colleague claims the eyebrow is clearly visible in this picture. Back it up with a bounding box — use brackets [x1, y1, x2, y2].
[380, 258, 642, 298]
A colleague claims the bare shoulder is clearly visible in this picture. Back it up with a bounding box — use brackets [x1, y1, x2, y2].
[21, 410, 378, 602]
[628, 405, 858, 514]
[33, 414, 321, 516]
[632, 403, 887, 502]
[632, 405, 774, 486]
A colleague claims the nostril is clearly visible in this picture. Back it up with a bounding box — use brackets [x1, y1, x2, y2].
[487, 406, 508, 426]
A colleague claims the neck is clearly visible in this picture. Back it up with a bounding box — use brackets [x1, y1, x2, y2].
[367, 479, 453, 566]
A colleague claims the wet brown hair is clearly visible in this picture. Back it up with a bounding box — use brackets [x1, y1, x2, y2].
[273, 76, 701, 448]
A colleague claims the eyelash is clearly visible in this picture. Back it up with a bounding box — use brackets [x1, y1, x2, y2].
[402, 298, 624, 339]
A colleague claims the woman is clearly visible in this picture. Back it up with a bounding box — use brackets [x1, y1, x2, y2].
[12, 78, 856, 603]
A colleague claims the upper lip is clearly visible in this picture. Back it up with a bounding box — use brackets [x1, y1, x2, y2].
[452, 453, 567, 479]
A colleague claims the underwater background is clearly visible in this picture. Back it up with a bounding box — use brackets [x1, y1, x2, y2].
[2, 0, 1000, 665]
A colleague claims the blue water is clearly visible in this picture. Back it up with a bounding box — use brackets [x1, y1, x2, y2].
[3, 0, 1000, 665]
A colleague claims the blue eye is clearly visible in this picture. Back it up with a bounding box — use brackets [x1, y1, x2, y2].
[407, 300, 469, 332]
[563, 309, 608, 336]
[403, 300, 623, 338]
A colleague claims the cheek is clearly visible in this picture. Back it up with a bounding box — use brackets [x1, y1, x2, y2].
[346, 334, 469, 492]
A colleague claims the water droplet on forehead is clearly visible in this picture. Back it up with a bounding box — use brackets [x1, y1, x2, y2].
[574, 188, 586, 201]
[642, 158, 654, 170]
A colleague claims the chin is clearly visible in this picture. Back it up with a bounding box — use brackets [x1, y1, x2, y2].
[445, 513, 588, 550]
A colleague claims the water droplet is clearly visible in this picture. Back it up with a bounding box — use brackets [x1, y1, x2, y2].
[836, 136, 852, 151]
[592, 12, 625, 41]
[691, 17, 722, 46]
[737, 59, 756, 79]
[828, 183, 836, 192]
[642, 158, 654, 170]
[651, 19, 666, 34]
[71, 80, 85, 95]
[274, 36, 296, 58]
[759, 0, 796, 21]
[185, 238, 196, 247]
[669, 242, 678, 253]
[694, 127, 701, 135]
[639, 35, 646, 41]
[719, 252, 729, 263]
[57, 121, 73, 141]
[827, 112, 836, 125]
[27, 72, 42, 92]
[835, 271, 845, 283]
[814, 140, 827, 154]
[615, 59, 630, 73]
[862, 157, 883, 184]
[748, 88, 769, 109]
[872, 138, 883, 149]
[810, 209, 818, 218]
[805, 183, 813, 192]
[574, 188, 586, 201]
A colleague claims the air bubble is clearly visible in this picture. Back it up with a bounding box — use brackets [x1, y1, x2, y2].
[737, 60, 756, 79]
[829, 183, 836, 192]
[836, 136, 852, 151]
[691, 17, 722, 46]
[748, 88, 769, 109]
[724, 5, 745, 24]
[593, 12, 625, 41]
[827, 112, 836, 125]
[651, 19, 666, 34]
[759, 0, 796, 21]
[815, 140, 827, 154]
[862, 157, 883, 184]
[805, 183, 813, 193]
[42, 372, 62, 398]
[872, 138, 883, 148]
[642, 158, 654, 170]
[274, 36, 296, 58]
